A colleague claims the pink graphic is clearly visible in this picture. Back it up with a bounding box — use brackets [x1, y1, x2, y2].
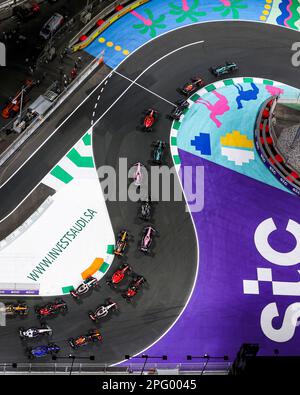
[266, 85, 284, 96]
[285, 0, 293, 27]
[196, 91, 230, 128]
[182, 0, 189, 11]
[220, 0, 231, 5]
[131, 10, 152, 26]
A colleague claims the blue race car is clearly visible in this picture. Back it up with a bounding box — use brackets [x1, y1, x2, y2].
[27, 343, 60, 359]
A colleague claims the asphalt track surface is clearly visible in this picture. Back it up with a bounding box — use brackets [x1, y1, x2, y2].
[0, 21, 300, 364]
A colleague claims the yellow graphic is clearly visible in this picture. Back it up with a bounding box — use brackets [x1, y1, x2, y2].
[220, 130, 254, 149]
[81, 258, 104, 280]
[98, 37, 130, 56]
[260, 0, 273, 21]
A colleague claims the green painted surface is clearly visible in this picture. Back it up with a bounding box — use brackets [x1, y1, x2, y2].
[82, 133, 91, 146]
[190, 93, 200, 102]
[224, 79, 234, 86]
[67, 148, 94, 168]
[205, 84, 216, 92]
[99, 262, 110, 273]
[107, 245, 115, 254]
[173, 121, 181, 131]
[171, 136, 177, 146]
[50, 166, 73, 184]
[62, 285, 74, 294]
[173, 155, 181, 165]
[263, 79, 273, 85]
[243, 77, 254, 83]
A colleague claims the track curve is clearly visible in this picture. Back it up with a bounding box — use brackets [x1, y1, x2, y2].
[1, 21, 300, 364]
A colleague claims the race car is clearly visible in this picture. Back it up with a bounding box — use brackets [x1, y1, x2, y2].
[132, 162, 146, 187]
[210, 61, 238, 77]
[68, 329, 103, 349]
[27, 343, 60, 359]
[106, 263, 132, 288]
[114, 230, 129, 256]
[142, 109, 158, 132]
[140, 225, 157, 254]
[88, 299, 118, 322]
[179, 76, 204, 96]
[70, 277, 100, 299]
[139, 197, 152, 221]
[122, 275, 147, 302]
[4, 303, 29, 317]
[35, 299, 68, 319]
[19, 324, 53, 340]
[170, 99, 190, 121]
[152, 140, 166, 165]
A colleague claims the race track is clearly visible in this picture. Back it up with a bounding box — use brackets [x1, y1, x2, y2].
[0, 21, 300, 364]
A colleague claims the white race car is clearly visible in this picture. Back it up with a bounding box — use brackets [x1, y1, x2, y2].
[19, 324, 53, 340]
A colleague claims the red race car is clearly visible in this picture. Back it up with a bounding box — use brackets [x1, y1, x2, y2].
[179, 76, 204, 96]
[106, 263, 132, 288]
[122, 275, 147, 302]
[142, 109, 158, 132]
[35, 299, 68, 319]
[68, 329, 103, 349]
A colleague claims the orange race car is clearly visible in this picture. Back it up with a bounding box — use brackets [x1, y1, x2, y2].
[68, 329, 103, 349]
[114, 230, 129, 257]
[4, 302, 29, 317]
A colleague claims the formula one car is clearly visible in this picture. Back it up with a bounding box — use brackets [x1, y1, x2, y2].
[179, 76, 204, 96]
[210, 61, 238, 77]
[140, 225, 157, 254]
[122, 275, 147, 302]
[142, 109, 158, 132]
[19, 324, 53, 340]
[152, 140, 166, 165]
[69, 329, 103, 349]
[133, 162, 145, 187]
[139, 197, 152, 221]
[114, 230, 129, 256]
[88, 299, 118, 322]
[4, 303, 29, 317]
[35, 299, 68, 319]
[170, 99, 190, 121]
[106, 263, 132, 288]
[27, 343, 60, 359]
[70, 277, 100, 299]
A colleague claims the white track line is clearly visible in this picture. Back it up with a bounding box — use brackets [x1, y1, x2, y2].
[113, 70, 177, 107]
[0, 40, 204, 224]
[92, 40, 204, 129]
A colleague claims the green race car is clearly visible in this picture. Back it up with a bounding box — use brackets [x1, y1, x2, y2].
[210, 61, 238, 77]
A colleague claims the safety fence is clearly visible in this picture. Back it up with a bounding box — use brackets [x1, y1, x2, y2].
[0, 362, 232, 375]
[255, 97, 300, 196]
[69, 0, 149, 52]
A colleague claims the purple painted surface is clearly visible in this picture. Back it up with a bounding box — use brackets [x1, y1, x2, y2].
[125, 150, 300, 363]
[0, 290, 39, 295]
